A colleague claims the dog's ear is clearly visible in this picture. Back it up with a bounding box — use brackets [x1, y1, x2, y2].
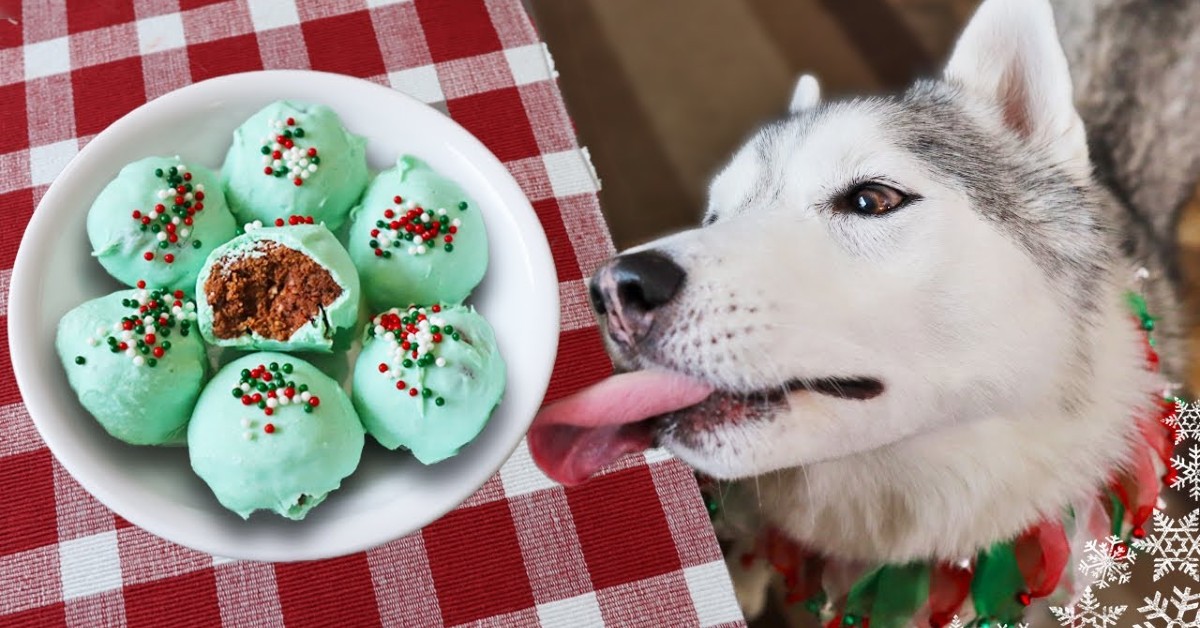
[789, 74, 821, 113]
[944, 0, 1087, 168]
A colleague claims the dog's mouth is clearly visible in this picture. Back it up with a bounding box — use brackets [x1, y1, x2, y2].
[527, 370, 883, 485]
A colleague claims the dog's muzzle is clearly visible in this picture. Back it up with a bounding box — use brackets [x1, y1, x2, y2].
[589, 250, 686, 348]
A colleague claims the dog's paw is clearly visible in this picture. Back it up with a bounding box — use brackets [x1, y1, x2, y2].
[726, 543, 772, 621]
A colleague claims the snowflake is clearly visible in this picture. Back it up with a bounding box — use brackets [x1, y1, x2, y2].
[1172, 446, 1200, 501]
[1134, 509, 1200, 581]
[1078, 535, 1136, 589]
[1050, 587, 1127, 627]
[1166, 399, 1200, 444]
[1133, 587, 1200, 628]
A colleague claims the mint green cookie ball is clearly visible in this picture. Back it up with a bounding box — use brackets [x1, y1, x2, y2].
[56, 287, 207, 445]
[347, 157, 489, 309]
[188, 353, 364, 520]
[87, 156, 237, 295]
[352, 304, 505, 464]
[221, 101, 368, 231]
[195, 221, 360, 352]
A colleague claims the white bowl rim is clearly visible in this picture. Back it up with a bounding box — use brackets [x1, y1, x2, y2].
[8, 70, 560, 561]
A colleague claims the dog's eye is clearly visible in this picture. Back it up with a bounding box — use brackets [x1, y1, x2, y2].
[838, 183, 909, 216]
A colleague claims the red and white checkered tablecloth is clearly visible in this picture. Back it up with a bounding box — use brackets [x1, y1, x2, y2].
[0, 1, 745, 626]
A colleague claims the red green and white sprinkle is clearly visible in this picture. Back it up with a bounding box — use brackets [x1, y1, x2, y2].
[259, 116, 319, 186]
[237, 215, 319, 236]
[367, 197, 468, 258]
[231, 361, 320, 420]
[367, 305, 454, 405]
[80, 282, 198, 368]
[133, 162, 206, 265]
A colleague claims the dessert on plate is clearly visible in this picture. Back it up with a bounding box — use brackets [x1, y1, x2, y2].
[347, 156, 489, 309]
[352, 304, 506, 464]
[188, 353, 364, 520]
[195, 217, 360, 352]
[56, 283, 207, 445]
[221, 101, 368, 231]
[88, 156, 237, 294]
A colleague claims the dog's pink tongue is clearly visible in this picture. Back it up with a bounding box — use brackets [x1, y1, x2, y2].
[528, 371, 713, 485]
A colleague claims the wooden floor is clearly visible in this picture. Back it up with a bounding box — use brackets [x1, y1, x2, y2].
[527, 0, 1199, 623]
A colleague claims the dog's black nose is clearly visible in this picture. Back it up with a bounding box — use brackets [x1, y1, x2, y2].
[589, 250, 686, 346]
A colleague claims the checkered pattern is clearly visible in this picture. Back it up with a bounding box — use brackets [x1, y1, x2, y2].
[0, 1, 744, 626]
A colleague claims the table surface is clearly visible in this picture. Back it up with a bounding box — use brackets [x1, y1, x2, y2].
[0, 1, 743, 626]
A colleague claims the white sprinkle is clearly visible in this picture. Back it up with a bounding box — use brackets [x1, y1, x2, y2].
[180, 228, 190, 238]
[404, 200, 416, 209]
[420, 213, 430, 223]
[243, 432, 253, 440]
[300, 171, 310, 180]
[241, 383, 251, 392]
[300, 391, 312, 402]
[122, 330, 133, 340]
[157, 232, 168, 242]
[185, 302, 196, 311]
[374, 325, 385, 336]
[112, 323, 123, 332]
[299, 159, 309, 167]
[172, 306, 183, 316]
[133, 356, 145, 366]
[157, 190, 169, 200]
[307, 164, 317, 173]
[437, 208, 446, 216]
[241, 418, 251, 428]
[272, 143, 282, 151]
[96, 326, 107, 337]
[184, 193, 193, 201]
[195, 184, 204, 192]
[177, 164, 187, 173]
[272, 159, 281, 167]
[417, 245, 427, 254]
[125, 348, 136, 357]
[86, 337, 97, 346]
[172, 217, 181, 225]
[408, 247, 417, 255]
[278, 395, 290, 406]
[435, 358, 446, 367]
[413, 235, 424, 245]
[267, 398, 278, 409]
[188, 312, 197, 321]
[451, 218, 461, 227]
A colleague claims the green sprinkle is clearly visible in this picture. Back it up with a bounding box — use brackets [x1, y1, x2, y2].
[257, 382, 268, 392]
[303, 405, 313, 414]
[422, 388, 432, 398]
[74, 356, 86, 365]
[148, 358, 158, 367]
[193, 240, 203, 249]
[392, 240, 402, 248]
[444, 244, 454, 252]
[161, 341, 172, 350]
[311, 156, 320, 164]
[434, 397, 445, 406]
[458, 201, 468, 210]
[168, 167, 177, 176]
[283, 129, 292, 139]
[180, 329, 189, 337]
[376, 220, 386, 228]
[154, 168, 164, 177]
[382, 250, 392, 258]
[430, 325, 440, 333]
[258, 401, 267, 409]
[150, 224, 161, 233]
[158, 241, 168, 249]
[294, 128, 305, 137]
[402, 359, 413, 368]
[261, 146, 270, 154]
[282, 363, 293, 374]
[269, 361, 279, 371]
[298, 384, 308, 393]
[443, 325, 454, 334]
[140, 345, 150, 354]
[232, 388, 243, 398]
[451, 332, 461, 341]
[404, 232, 414, 241]
[369, 240, 379, 248]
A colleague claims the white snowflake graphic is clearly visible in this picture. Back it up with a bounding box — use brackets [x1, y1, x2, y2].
[1166, 399, 1200, 444]
[1172, 446, 1200, 501]
[1078, 535, 1136, 589]
[1133, 587, 1200, 628]
[1134, 509, 1200, 581]
[1050, 587, 1127, 628]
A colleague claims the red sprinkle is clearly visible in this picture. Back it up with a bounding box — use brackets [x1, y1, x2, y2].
[374, 249, 383, 257]
[393, 195, 402, 204]
[264, 166, 273, 175]
[242, 395, 252, 405]
[409, 388, 419, 397]
[384, 209, 395, 219]
[183, 217, 193, 226]
[308, 396, 320, 407]
[264, 423, 275, 433]
[378, 363, 388, 373]
[117, 342, 128, 351]
[137, 280, 147, 289]
[195, 191, 205, 201]
[432, 305, 441, 313]
[293, 177, 302, 186]
[284, 387, 295, 398]
[152, 347, 164, 358]
[272, 150, 282, 159]
[183, 172, 192, 181]
[275, 218, 285, 227]
[163, 254, 175, 264]
[307, 148, 317, 157]
[145, 334, 156, 345]
[132, 210, 142, 219]
[174, 195, 185, 205]
[264, 407, 274, 416]
[286, 117, 295, 126]
[143, 252, 154, 261]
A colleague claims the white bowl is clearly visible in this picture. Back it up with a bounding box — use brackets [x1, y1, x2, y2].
[8, 71, 559, 561]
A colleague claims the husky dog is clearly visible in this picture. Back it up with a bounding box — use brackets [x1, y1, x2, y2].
[531, 0, 1200, 620]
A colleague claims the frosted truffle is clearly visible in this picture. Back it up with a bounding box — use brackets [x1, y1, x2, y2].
[221, 101, 368, 230]
[347, 156, 488, 309]
[188, 353, 364, 520]
[56, 286, 207, 445]
[195, 219, 360, 352]
[87, 156, 237, 295]
[352, 304, 506, 464]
